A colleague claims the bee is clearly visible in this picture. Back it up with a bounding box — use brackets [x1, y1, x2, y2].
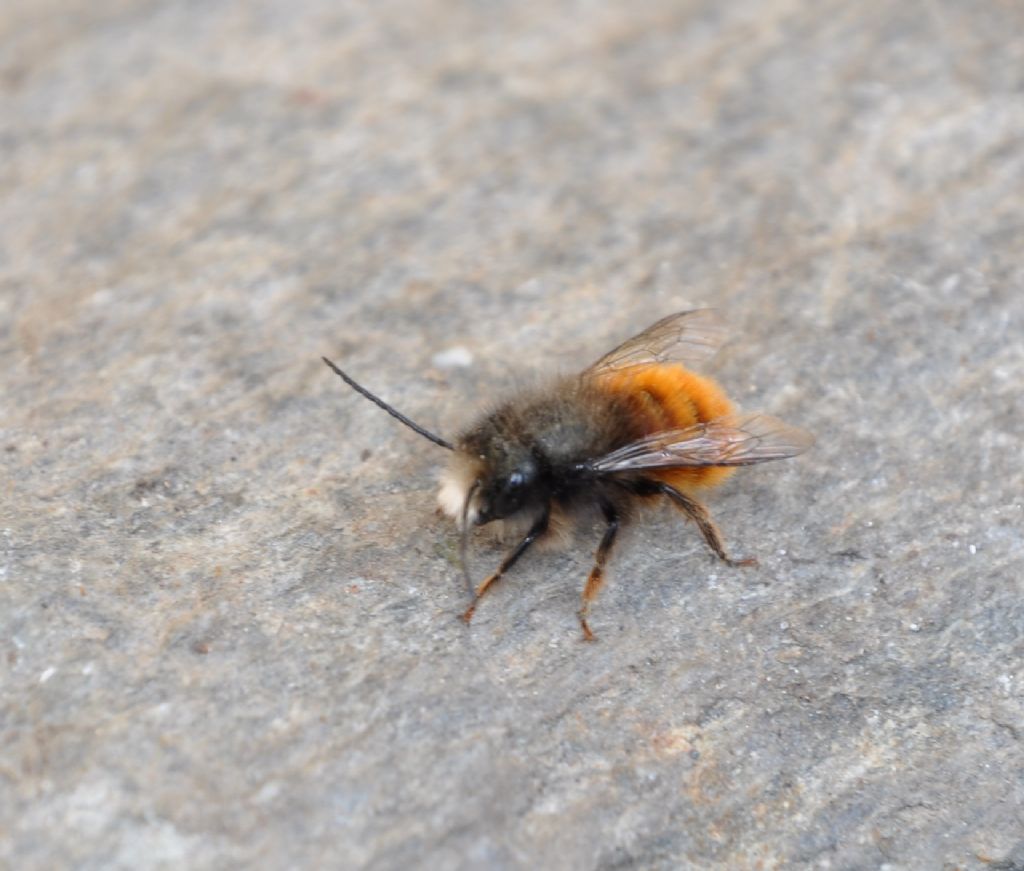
[323, 309, 813, 640]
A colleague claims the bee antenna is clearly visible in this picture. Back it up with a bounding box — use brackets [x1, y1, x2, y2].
[459, 481, 479, 600]
[321, 356, 455, 451]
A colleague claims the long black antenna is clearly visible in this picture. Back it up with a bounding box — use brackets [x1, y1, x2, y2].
[459, 480, 480, 600]
[321, 356, 455, 451]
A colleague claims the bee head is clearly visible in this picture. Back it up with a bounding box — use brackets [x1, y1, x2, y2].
[475, 452, 541, 524]
[437, 427, 548, 529]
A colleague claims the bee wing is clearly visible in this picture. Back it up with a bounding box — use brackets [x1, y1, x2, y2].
[586, 309, 729, 374]
[589, 412, 814, 474]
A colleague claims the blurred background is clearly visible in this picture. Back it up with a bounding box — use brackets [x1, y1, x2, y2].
[2, 1, 1023, 869]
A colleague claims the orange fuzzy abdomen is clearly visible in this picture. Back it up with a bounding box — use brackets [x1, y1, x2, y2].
[596, 364, 736, 492]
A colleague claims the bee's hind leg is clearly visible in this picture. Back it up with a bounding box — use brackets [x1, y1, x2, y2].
[461, 507, 550, 624]
[657, 482, 757, 568]
[579, 498, 620, 642]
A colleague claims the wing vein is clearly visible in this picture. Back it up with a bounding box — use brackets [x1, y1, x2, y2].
[589, 412, 815, 474]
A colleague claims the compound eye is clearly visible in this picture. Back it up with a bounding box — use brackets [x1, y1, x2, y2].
[503, 470, 531, 502]
[490, 470, 529, 518]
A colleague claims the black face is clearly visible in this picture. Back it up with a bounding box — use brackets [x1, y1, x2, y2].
[476, 457, 541, 524]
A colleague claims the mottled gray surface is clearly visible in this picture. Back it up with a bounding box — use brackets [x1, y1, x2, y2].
[2, 1, 1023, 869]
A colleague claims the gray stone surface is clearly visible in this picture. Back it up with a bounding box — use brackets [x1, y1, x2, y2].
[2, 1, 1023, 868]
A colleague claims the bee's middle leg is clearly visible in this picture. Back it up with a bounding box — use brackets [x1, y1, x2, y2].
[579, 498, 620, 641]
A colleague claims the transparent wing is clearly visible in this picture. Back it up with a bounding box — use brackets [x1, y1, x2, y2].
[586, 309, 729, 374]
[589, 412, 814, 474]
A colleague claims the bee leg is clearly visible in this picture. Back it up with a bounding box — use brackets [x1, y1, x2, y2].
[460, 508, 550, 624]
[658, 482, 757, 568]
[579, 499, 620, 642]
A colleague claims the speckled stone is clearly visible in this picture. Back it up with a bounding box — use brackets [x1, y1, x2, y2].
[2, 1, 1023, 869]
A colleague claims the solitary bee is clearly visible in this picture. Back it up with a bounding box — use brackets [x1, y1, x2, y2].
[323, 309, 812, 640]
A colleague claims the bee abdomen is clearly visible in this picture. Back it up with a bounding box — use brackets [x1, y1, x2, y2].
[594, 364, 737, 491]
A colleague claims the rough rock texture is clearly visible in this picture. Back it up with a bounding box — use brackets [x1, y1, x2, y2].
[2, 1, 1023, 869]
